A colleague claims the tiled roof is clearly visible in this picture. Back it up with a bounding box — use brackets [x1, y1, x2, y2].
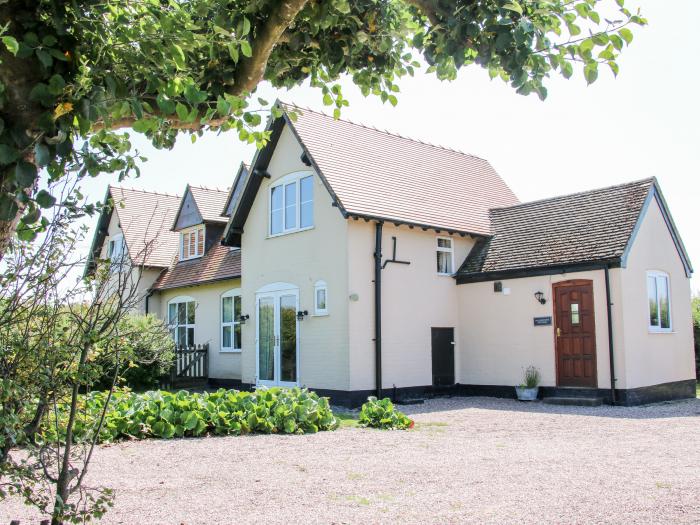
[286, 104, 520, 235]
[110, 187, 182, 267]
[153, 234, 241, 290]
[189, 186, 230, 222]
[457, 178, 655, 278]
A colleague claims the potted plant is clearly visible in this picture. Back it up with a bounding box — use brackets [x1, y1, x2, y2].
[515, 365, 541, 401]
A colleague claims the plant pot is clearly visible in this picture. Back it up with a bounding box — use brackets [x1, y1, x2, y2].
[515, 386, 539, 401]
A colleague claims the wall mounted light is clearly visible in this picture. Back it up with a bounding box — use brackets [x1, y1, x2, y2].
[237, 314, 250, 324]
[296, 310, 309, 321]
[534, 291, 546, 305]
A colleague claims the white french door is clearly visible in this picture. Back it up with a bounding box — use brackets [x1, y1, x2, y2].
[256, 285, 299, 387]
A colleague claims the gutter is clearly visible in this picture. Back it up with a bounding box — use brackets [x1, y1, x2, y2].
[373, 221, 383, 399]
[603, 265, 617, 405]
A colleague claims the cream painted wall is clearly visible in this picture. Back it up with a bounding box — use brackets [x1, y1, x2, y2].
[239, 123, 351, 390]
[347, 221, 475, 390]
[155, 279, 242, 379]
[456, 269, 619, 388]
[100, 211, 161, 315]
[618, 198, 695, 388]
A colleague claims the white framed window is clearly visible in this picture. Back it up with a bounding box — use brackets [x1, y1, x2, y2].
[107, 233, 124, 260]
[269, 172, 314, 236]
[221, 289, 242, 352]
[647, 271, 672, 332]
[168, 296, 196, 347]
[314, 280, 328, 316]
[436, 236, 454, 275]
[180, 225, 205, 260]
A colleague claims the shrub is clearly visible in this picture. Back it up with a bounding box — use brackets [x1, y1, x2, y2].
[92, 313, 175, 391]
[520, 365, 541, 388]
[358, 397, 413, 430]
[41, 387, 337, 444]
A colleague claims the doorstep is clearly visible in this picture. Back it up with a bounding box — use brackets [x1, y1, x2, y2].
[542, 396, 605, 407]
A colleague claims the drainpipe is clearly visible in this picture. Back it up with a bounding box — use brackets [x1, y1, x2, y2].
[604, 265, 617, 405]
[373, 221, 383, 399]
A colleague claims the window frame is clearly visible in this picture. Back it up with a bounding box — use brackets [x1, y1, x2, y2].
[167, 296, 196, 347]
[646, 270, 672, 333]
[268, 171, 314, 237]
[180, 225, 205, 260]
[436, 236, 455, 276]
[314, 280, 328, 316]
[221, 288, 242, 353]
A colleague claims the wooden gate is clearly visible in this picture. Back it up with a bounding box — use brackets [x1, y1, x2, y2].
[168, 343, 209, 388]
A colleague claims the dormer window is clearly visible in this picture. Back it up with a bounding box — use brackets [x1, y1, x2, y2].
[181, 225, 205, 260]
[269, 172, 314, 237]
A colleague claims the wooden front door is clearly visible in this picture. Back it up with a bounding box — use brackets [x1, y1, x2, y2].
[431, 327, 455, 387]
[553, 280, 597, 388]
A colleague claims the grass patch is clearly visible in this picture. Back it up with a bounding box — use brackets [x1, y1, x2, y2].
[336, 412, 360, 428]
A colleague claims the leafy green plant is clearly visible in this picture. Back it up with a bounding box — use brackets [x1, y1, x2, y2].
[520, 366, 541, 388]
[358, 397, 413, 430]
[41, 387, 338, 444]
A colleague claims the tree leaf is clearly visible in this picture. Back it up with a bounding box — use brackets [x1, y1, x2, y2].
[34, 143, 51, 167]
[0, 145, 19, 165]
[228, 42, 239, 63]
[1, 36, 18, 56]
[240, 41, 252, 58]
[584, 62, 598, 84]
[35, 190, 56, 209]
[15, 161, 38, 188]
[618, 28, 633, 44]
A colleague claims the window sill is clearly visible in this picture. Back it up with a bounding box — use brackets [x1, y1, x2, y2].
[220, 349, 242, 354]
[312, 312, 329, 317]
[648, 329, 674, 334]
[267, 226, 314, 239]
[437, 273, 454, 277]
[180, 255, 203, 261]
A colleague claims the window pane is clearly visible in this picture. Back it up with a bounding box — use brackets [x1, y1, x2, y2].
[437, 251, 452, 273]
[222, 296, 232, 323]
[177, 326, 186, 346]
[234, 296, 241, 319]
[189, 232, 195, 257]
[169, 303, 176, 324]
[234, 324, 241, 350]
[187, 327, 194, 345]
[197, 228, 204, 255]
[647, 275, 659, 327]
[187, 301, 195, 324]
[571, 303, 580, 325]
[222, 325, 232, 348]
[178, 302, 186, 324]
[658, 276, 670, 329]
[182, 234, 188, 259]
[285, 181, 297, 229]
[280, 294, 297, 382]
[300, 176, 313, 228]
[316, 288, 326, 310]
[438, 238, 452, 249]
[271, 186, 283, 235]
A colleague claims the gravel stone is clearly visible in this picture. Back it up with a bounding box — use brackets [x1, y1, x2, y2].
[3, 396, 699, 524]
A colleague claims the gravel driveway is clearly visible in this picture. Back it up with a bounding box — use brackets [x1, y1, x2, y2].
[3, 396, 699, 524]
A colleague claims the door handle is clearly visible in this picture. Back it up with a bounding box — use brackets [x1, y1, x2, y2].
[450, 341, 455, 345]
[556, 327, 561, 337]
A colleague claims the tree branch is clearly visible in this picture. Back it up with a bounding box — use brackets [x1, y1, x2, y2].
[232, 0, 309, 95]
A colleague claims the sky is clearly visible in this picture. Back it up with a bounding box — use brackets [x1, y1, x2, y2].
[76, 1, 700, 292]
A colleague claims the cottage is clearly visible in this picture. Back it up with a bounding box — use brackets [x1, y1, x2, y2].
[87, 103, 696, 406]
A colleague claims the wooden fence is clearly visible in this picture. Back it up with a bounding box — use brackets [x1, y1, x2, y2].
[166, 343, 209, 389]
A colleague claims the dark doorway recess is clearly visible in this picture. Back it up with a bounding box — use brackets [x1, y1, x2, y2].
[431, 327, 455, 387]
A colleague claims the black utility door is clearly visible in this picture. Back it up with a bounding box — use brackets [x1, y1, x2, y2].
[431, 327, 455, 387]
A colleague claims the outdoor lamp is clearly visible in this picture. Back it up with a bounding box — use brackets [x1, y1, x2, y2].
[296, 310, 308, 320]
[534, 291, 546, 305]
[238, 314, 250, 324]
